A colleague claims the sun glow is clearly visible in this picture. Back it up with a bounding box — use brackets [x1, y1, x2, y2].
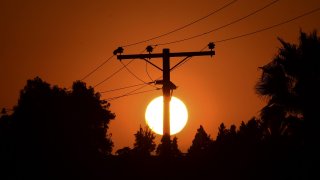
[145, 96, 188, 135]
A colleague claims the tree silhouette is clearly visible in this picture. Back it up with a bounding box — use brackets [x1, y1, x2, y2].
[256, 30, 320, 142]
[216, 123, 238, 147]
[156, 134, 171, 157]
[156, 135, 182, 158]
[216, 123, 227, 142]
[171, 136, 182, 157]
[238, 117, 263, 144]
[2, 77, 115, 178]
[0, 108, 15, 178]
[256, 30, 319, 178]
[132, 125, 156, 158]
[188, 125, 212, 157]
[116, 146, 132, 157]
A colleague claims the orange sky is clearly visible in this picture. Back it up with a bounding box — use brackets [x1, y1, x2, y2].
[1, 0, 320, 153]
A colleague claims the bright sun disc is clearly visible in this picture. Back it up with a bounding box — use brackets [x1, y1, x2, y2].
[145, 96, 188, 135]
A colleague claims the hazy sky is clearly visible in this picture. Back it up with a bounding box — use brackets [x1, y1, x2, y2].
[1, 0, 320, 153]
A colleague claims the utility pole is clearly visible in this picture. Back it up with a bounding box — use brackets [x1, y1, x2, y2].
[116, 45, 215, 138]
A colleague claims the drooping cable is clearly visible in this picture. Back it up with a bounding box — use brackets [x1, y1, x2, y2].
[154, 0, 280, 46]
[81, 55, 115, 81]
[100, 83, 150, 93]
[106, 88, 160, 101]
[121, 0, 238, 47]
[214, 7, 320, 43]
[94, 60, 134, 88]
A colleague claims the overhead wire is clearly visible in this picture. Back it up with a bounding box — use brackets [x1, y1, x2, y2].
[81, 55, 115, 81]
[120, 60, 157, 88]
[78, 0, 237, 83]
[96, 1, 320, 100]
[100, 83, 149, 93]
[171, 6, 320, 71]
[106, 88, 160, 101]
[94, 60, 134, 88]
[121, 0, 238, 48]
[119, 48, 158, 88]
[214, 7, 320, 44]
[104, 74, 163, 101]
[154, 0, 280, 46]
[81, 0, 279, 86]
[145, 61, 154, 82]
[94, 48, 147, 88]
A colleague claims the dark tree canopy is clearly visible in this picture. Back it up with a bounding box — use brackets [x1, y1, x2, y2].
[156, 135, 182, 158]
[133, 125, 156, 157]
[256, 30, 320, 143]
[216, 123, 227, 142]
[238, 117, 263, 144]
[188, 125, 212, 156]
[116, 146, 132, 157]
[1, 77, 115, 178]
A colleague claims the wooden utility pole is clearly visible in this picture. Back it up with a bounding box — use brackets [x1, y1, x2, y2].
[117, 47, 215, 137]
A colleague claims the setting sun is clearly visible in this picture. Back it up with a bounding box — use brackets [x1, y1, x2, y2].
[145, 96, 188, 135]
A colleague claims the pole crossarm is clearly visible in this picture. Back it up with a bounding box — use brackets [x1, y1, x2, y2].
[117, 51, 214, 60]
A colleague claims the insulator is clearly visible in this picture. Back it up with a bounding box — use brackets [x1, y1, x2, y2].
[208, 42, 215, 50]
[146, 45, 153, 53]
[113, 47, 124, 55]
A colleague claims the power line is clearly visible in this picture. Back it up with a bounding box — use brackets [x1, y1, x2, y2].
[81, 55, 115, 81]
[120, 61, 147, 83]
[118, 47, 158, 88]
[106, 87, 160, 101]
[214, 7, 320, 43]
[89, 0, 280, 84]
[79, 0, 241, 82]
[100, 83, 150, 93]
[155, 0, 280, 46]
[105, 74, 163, 100]
[100, 4, 320, 101]
[121, 0, 238, 48]
[106, 43, 210, 101]
[145, 61, 154, 81]
[94, 48, 152, 89]
[170, 6, 320, 72]
[94, 60, 134, 87]
[119, 60, 158, 88]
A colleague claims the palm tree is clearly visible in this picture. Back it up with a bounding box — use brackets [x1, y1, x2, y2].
[256, 30, 320, 140]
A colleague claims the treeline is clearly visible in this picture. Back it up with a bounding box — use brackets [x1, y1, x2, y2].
[108, 118, 304, 179]
[1, 30, 319, 179]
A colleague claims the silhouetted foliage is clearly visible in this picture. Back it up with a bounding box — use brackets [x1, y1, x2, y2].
[116, 146, 132, 157]
[256, 30, 320, 143]
[171, 136, 182, 157]
[1, 77, 115, 178]
[238, 117, 263, 144]
[216, 123, 238, 143]
[255, 30, 319, 179]
[216, 123, 227, 142]
[188, 125, 212, 157]
[156, 134, 182, 158]
[132, 125, 156, 157]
